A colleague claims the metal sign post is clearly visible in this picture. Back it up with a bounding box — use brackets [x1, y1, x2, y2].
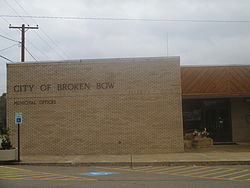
[17, 123, 20, 162]
[15, 112, 22, 162]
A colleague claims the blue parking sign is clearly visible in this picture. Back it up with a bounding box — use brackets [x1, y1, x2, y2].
[15, 112, 22, 124]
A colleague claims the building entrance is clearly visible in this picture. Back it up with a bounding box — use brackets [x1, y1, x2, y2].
[183, 99, 232, 143]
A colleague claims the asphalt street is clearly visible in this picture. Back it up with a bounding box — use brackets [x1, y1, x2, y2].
[0, 165, 250, 188]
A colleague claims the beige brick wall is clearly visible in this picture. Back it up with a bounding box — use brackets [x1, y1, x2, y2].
[231, 98, 250, 142]
[7, 57, 184, 155]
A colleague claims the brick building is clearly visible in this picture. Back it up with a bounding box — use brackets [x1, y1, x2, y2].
[7, 57, 184, 155]
[182, 65, 250, 143]
[6, 57, 250, 155]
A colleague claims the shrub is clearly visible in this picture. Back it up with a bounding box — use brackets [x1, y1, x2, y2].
[0, 128, 13, 150]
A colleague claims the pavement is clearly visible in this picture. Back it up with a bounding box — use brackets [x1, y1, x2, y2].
[2, 165, 250, 188]
[2, 142, 250, 166]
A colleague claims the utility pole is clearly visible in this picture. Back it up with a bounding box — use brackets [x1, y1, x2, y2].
[9, 24, 38, 62]
[9, 24, 38, 162]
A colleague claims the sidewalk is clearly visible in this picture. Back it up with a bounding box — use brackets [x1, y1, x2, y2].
[3, 142, 250, 166]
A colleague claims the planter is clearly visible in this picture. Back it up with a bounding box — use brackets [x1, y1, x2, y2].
[184, 139, 193, 150]
[193, 137, 213, 148]
[0, 148, 18, 161]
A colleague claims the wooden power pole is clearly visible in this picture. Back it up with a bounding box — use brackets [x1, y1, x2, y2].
[9, 24, 38, 62]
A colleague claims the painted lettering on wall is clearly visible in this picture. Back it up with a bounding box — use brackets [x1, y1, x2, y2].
[13, 82, 115, 92]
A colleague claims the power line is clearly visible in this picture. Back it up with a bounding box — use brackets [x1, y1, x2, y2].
[6, 0, 66, 60]
[3, 14, 49, 59]
[0, 34, 20, 43]
[1, 17, 49, 59]
[2, 0, 61, 60]
[1, 17, 10, 25]
[1, 15, 250, 23]
[2, 1, 42, 62]
[25, 47, 38, 61]
[32, 30, 66, 60]
[0, 17, 19, 40]
[0, 44, 19, 52]
[39, 30, 69, 59]
[13, 0, 70, 59]
[27, 41, 51, 59]
[0, 54, 14, 63]
[2, 0, 27, 24]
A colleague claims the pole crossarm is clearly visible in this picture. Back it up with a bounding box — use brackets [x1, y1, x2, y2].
[9, 25, 39, 29]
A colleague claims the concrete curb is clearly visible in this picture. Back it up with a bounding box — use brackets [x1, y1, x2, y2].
[1, 161, 250, 166]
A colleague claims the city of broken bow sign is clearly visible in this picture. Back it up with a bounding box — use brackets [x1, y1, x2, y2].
[13, 82, 115, 92]
[12, 82, 115, 106]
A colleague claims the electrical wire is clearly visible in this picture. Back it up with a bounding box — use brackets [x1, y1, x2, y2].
[2, 0, 62, 60]
[0, 14, 250, 23]
[25, 47, 38, 61]
[1, 17, 10, 25]
[0, 19, 18, 40]
[26, 40, 50, 59]
[1, 1, 42, 61]
[32, 32, 66, 60]
[13, 0, 70, 59]
[0, 44, 19, 52]
[0, 54, 14, 63]
[2, 0, 27, 24]
[0, 14, 44, 62]
[0, 34, 20, 43]
[5, 0, 66, 60]
[38, 30, 69, 59]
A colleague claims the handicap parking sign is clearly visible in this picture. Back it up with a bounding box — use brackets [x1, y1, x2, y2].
[15, 112, 22, 124]
[16, 118, 21, 123]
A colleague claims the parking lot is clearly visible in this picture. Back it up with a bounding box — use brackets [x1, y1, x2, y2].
[0, 165, 250, 188]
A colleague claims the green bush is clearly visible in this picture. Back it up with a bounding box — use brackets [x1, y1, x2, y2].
[0, 128, 13, 150]
[0, 93, 6, 135]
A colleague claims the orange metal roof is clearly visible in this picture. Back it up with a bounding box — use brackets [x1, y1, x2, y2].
[181, 65, 250, 97]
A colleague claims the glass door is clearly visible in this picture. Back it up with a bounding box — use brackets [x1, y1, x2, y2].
[203, 100, 232, 142]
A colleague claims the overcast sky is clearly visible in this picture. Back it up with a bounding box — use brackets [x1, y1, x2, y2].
[0, 0, 250, 94]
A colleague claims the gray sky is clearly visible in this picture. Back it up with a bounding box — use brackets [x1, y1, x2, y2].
[1, 0, 250, 94]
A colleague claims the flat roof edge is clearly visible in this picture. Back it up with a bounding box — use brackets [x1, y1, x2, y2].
[181, 64, 250, 67]
[7, 56, 180, 65]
